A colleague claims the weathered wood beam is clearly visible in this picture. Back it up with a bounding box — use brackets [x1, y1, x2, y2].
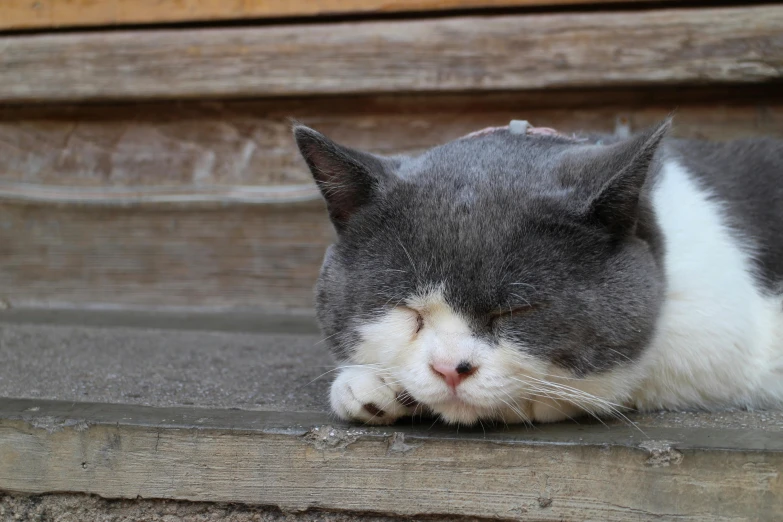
[0, 201, 333, 312]
[2, 87, 782, 190]
[0, 88, 781, 311]
[1, 398, 781, 521]
[1, 6, 781, 103]
[2, 0, 678, 31]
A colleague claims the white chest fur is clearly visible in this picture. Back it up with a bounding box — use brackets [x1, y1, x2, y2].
[630, 160, 783, 411]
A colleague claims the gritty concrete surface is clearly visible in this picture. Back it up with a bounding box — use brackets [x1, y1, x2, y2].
[1, 310, 783, 432]
[0, 321, 332, 413]
[628, 409, 783, 431]
[0, 308, 320, 336]
[0, 493, 438, 522]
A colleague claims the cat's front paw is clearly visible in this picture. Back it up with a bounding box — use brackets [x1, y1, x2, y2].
[330, 366, 413, 425]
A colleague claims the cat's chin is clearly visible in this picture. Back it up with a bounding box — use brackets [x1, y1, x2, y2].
[429, 399, 500, 426]
[428, 393, 545, 425]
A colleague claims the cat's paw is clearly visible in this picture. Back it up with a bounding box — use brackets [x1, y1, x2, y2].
[330, 366, 413, 425]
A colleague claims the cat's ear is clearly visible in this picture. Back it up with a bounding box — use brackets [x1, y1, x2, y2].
[293, 125, 396, 232]
[584, 119, 671, 237]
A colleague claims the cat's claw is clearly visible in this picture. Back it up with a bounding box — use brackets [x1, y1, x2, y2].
[330, 366, 413, 425]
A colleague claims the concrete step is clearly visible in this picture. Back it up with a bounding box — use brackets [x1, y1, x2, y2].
[0, 310, 781, 521]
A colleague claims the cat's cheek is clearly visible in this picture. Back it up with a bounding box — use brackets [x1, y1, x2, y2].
[354, 308, 421, 366]
[330, 366, 412, 425]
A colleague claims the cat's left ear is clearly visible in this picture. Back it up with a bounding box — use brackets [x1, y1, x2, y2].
[584, 119, 671, 237]
[294, 125, 397, 232]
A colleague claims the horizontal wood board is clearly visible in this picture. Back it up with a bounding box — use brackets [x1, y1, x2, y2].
[1, 5, 782, 102]
[2, 87, 782, 190]
[1, 0, 677, 31]
[0, 202, 333, 311]
[0, 89, 782, 310]
[1, 399, 781, 521]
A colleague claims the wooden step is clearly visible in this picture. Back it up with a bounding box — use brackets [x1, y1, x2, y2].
[0, 314, 781, 521]
[1, 5, 781, 103]
[3, 396, 781, 521]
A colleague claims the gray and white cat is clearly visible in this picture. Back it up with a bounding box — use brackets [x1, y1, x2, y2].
[293, 119, 783, 425]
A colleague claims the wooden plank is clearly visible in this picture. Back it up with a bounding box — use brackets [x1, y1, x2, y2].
[0, 202, 333, 311]
[0, 183, 322, 206]
[1, 5, 782, 103]
[2, 87, 782, 190]
[2, 0, 676, 31]
[1, 88, 782, 311]
[1, 398, 782, 521]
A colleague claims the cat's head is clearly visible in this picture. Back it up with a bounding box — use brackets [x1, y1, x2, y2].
[294, 121, 669, 424]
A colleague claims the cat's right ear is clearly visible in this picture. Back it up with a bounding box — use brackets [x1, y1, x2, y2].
[294, 125, 395, 232]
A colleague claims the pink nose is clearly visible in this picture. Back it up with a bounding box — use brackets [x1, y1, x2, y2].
[431, 361, 477, 389]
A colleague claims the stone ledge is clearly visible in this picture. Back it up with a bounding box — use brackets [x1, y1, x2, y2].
[1, 398, 781, 521]
[0, 313, 780, 520]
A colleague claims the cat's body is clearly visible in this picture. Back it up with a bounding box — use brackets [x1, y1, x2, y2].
[627, 138, 783, 415]
[294, 121, 783, 425]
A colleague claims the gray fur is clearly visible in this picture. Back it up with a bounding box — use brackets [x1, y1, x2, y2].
[670, 138, 783, 291]
[294, 122, 783, 376]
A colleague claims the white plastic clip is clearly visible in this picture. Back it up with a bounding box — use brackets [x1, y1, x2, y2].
[509, 120, 530, 135]
[614, 116, 632, 139]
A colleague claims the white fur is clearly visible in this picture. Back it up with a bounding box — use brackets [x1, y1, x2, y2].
[329, 159, 783, 425]
[629, 160, 783, 411]
[330, 365, 413, 423]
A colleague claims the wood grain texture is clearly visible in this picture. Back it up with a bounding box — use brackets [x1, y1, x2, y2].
[0, 183, 322, 206]
[1, 400, 781, 521]
[1, 89, 782, 311]
[2, 0, 675, 31]
[0, 202, 334, 311]
[2, 88, 782, 189]
[1, 5, 782, 103]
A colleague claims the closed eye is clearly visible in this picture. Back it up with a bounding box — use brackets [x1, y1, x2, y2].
[399, 306, 424, 334]
[488, 304, 539, 325]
